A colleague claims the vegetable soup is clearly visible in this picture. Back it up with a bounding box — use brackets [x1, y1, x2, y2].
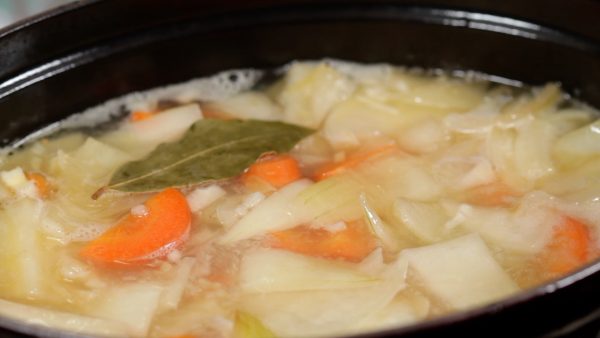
[0, 61, 599, 337]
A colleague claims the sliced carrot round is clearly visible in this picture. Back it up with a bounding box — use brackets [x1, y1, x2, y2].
[242, 154, 302, 189]
[81, 188, 191, 265]
[130, 111, 154, 122]
[270, 221, 377, 262]
[313, 145, 398, 181]
[545, 217, 591, 275]
[25, 172, 51, 199]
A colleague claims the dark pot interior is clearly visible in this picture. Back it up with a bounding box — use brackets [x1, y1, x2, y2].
[0, 0, 599, 337]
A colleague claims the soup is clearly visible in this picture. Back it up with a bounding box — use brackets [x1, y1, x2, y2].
[0, 61, 598, 338]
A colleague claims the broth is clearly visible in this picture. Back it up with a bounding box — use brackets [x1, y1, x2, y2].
[0, 60, 599, 338]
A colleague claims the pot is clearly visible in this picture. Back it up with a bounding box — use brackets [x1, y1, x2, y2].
[0, 1, 599, 337]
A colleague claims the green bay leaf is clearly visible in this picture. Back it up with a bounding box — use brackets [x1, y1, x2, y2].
[99, 119, 313, 195]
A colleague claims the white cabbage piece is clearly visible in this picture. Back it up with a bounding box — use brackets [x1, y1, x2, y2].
[278, 63, 355, 128]
[241, 256, 407, 338]
[554, 119, 600, 167]
[128, 103, 203, 142]
[0, 167, 37, 198]
[485, 127, 528, 191]
[444, 111, 498, 134]
[89, 282, 164, 337]
[239, 248, 378, 293]
[457, 191, 559, 254]
[485, 119, 556, 191]
[289, 133, 334, 170]
[392, 198, 450, 243]
[0, 198, 47, 298]
[210, 91, 282, 120]
[513, 119, 556, 181]
[71, 137, 133, 173]
[294, 174, 366, 227]
[540, 158, 600, 202]
[433, 155, 497, 192]
[356, 155, 443, 202]
[387, 73, 485, 112]
[45, 138, 141, 234]
[352, 290, 430, 332]
[500, 83, 562, 119]
[219, 179, 313, 243]
[186, 184, 226, 213]
[397, 118, 449, 154]
[322, 95, 407, 149]
[0, 298, 128, 337]
[158, 257, 195, 312]
[543, 108, 593, 135]
[360, 193, 402, 251]
[149, 294, 233, 338]
[401, 233, 519, 310]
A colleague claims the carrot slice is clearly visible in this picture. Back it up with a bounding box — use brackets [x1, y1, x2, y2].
[270, 221, 377, 262]
[80, 188, 191, 265]
[242, 154, 302, 189]
[313, 145, 397, 181]
[544, 217, 591, 275]
[25, 172, 51, 198]
[130, 111, 154, 122]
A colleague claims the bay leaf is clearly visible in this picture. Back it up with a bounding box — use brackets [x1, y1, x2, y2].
[96, 119, 313, 196]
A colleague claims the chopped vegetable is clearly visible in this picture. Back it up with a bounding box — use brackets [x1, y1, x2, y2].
[554, 119, 600, 167]
[543, 217, 591, 275]
[239, 248, 377, 293]
[242, 154, 302, 189]
[270, 220, 377, 262]
[392, 198, 448, 243]
[211, 91, 282, 121]
[279, 63, 355, 128]
[25, 172, 52, 198]
[400, 234, 519, 310]
[359, 193, 401, 251]
[80, 188, 191, 265]
[89, 282, 164, 337]
[186, 185, 227, 213]
[220, 179, 313, 244]
[313, 145, 397, 181]
[130, 111, 154, 122]
[240, 257, 406, 338]
[128, 104, 204, 144]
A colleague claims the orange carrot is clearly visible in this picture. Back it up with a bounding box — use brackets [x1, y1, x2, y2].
[81, 188, 191, 266]
[465, 182, 519, 207]
[130, 111, 154, 122]
[25, 172, 51, 198]
[242, 154, 302, 189]
[270, 221, 377, 262]
[313, 145, 397, 181]
[544, 217, 591, 275]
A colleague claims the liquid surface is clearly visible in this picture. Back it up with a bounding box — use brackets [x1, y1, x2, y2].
[0, 60, 599, 338]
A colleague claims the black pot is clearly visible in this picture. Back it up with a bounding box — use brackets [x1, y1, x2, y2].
[0, 1, 599, 337]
